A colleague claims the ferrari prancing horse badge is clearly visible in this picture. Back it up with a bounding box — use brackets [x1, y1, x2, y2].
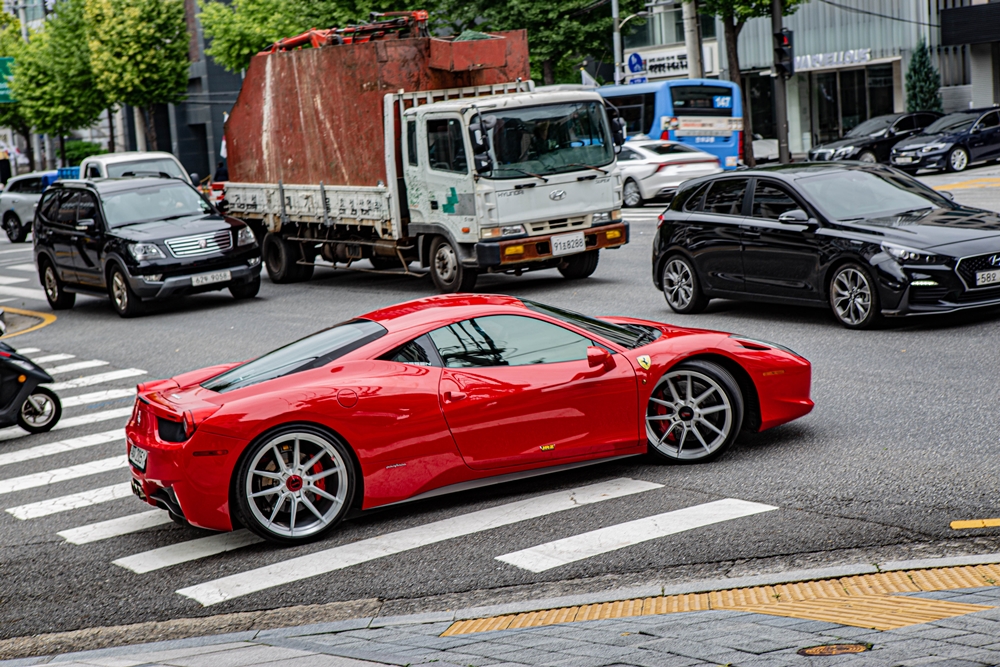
[637, 355, 651, 370]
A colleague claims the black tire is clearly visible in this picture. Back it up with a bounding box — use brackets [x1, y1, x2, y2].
[646, 360, 743, 464]
[4, 213, 26, 243]
[370, 255, 410, 271]
[229, 275, 261, 299]
[17, 386, 61, 434]
[623, 178, 643, 208]
[558, 250, 600, 279]
[40, 260, 75, 310]
[108, 265, 146, 318]
[857, 150, 877, 164]
[429, 236, 477, 293]
[233, 425, 356, 545]
[828, 262, 881, 329]
[660, 254, 709, 314]
[946, 146, 969, 173]
[263, 232, 312, 283]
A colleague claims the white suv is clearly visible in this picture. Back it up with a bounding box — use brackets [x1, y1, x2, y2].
[0, 171, 53, 242]
[79, 152, 194, 184]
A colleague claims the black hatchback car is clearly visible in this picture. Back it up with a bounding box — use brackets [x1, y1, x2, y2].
[808, 111, 941, 164]
[891, 108, 1000, 173]
[33, 177, 261, 317]
[653, 163, 1000, 329]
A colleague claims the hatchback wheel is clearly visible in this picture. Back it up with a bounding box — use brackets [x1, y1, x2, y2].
[646, 360, 743, 463]
[234, 427, 355, 544]
[108, 266, 145, 318]
[41, 261, 75, 310]
[623, 179, 643, 208]
[946, 147, 969, 173]
[829, 263, 880, 329]
[661, 255, 708, 314]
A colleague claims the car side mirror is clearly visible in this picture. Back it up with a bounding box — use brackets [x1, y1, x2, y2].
[189, 172, 199, 183]
[940, 190, 955, 201]
[587, 346, 612, 369]
[76, 218, 96, 230]
[777, 209, 809, 223]
[970, 126, 981, 134]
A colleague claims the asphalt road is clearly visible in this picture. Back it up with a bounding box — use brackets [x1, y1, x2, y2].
[2, 165, 1000, 640]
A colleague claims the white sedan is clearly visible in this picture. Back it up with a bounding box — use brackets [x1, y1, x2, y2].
[617, 141, 722, 207]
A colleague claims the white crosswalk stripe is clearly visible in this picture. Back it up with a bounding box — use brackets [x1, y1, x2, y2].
[30, 353, 75, 364]
[7, 482, 132, 519]
[48, 368, 146, 391]
[0, 455, 127, 495]
[60, 510, 172, 545]
[0, 284, 47, 300]
[0, 429, 121, 468]
[17, 347, 40, 355]
[115, 531, 264, 573]
[0, 406, 134, 442]
[177, 478, 663, 606]
[45, 360, 109, 375]
[61, 389, 135, 408]
[495, 499, 778, 573]
[8, 263, 36, 271]
[0, 275, 28, 285]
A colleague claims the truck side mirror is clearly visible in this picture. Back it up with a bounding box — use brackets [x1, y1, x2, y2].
[612, 117, 626, 147]
[469, 115, 497, 155]
[474, 153, 493, 175]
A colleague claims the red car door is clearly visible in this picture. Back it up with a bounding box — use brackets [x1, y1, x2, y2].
[428, 314, 638, 470]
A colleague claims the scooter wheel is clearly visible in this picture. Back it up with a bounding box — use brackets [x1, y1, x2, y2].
[17, 386, 61, 434]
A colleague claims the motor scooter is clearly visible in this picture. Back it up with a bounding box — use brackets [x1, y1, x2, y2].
[0, 320, 61, 434]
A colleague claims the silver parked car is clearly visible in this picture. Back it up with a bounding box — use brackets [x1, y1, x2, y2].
[0, 172, 54, 243]
[617, 141, 722, 207]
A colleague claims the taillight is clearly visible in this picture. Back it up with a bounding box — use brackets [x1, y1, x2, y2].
[738, 130, 744, 163]
[657, 213, 666, 228]
[654, 162, 669, 173]
[660, 130, 670, 140]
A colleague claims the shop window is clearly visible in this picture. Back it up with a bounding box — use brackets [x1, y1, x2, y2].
[840, 70, 866, 133]
[867, 64, 895, 118]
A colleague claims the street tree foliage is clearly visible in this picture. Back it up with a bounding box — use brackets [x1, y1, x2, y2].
[11, 0, 107, 163]
[696, 0, 804, 166]
[0, 13, 35, 170]
[85, 0, 189, 149]
[906, 38, 943, 113]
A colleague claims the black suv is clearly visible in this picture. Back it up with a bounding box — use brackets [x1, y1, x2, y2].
[33, 177, 261, 317]
[808, 111, 941, 164]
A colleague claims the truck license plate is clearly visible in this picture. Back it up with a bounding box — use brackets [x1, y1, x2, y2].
[191, 270, 231, 286]
[551, 232, 586, 257]
[129, 445, 147, 471]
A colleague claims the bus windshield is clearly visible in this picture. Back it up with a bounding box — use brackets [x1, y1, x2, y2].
[487, 101, 614, 180]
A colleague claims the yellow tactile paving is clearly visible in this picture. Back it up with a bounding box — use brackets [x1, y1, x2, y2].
[440, 564, 1000, 637]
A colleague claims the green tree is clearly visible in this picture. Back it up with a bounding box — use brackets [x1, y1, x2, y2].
[906, 38, 942, 113]
[0, 13, 35, 171]
[697, 0, 804, 165]
[11, 0, 107, 165]
[84, 0, 189, 149]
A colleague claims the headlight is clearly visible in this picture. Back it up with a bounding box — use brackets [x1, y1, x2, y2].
[128, 243, 165, 261]
[236, 226, 255, 246]
[920, 143, 949, 153]
[834, 146, 855, 156]
[480, 224, 526, 239]
[881, 242, 942, 264]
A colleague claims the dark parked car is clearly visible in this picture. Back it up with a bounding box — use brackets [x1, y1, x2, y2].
[652, 163, 1000, 329]
[33, 177, 261, 317]
[809, 112, 941, 164]
[891, 108, 1000, 173]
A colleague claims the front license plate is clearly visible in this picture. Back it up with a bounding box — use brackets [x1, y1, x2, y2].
[551, 231, 586, 257]
[191, 270, 231, 286]
[894, 156, 914, 164]
[976, 269, 1000, 287]
[129, 445, 147, 471]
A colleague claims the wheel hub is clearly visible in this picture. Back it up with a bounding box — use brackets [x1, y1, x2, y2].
[678, 406, 694, 421]
[285, 475, 303, 492]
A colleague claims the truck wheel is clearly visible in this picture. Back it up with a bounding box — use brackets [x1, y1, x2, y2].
[430, 237, 477, 292]
[558, 250, 600, 279]
[263, 233, 311, 283]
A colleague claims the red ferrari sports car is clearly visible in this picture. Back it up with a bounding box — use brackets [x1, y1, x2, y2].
[126, 295, 812, 544]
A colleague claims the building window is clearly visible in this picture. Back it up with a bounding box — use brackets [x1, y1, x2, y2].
[624, 9, 716, 50]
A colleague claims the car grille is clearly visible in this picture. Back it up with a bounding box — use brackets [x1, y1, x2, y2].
[528, 217, 588, 236]
[909, 286, 949, 304]
[956, 252, 1000, 289]
[165, 230, 232, 258]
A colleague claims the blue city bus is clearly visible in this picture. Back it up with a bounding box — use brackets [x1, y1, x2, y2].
[598, 79, 743, 170]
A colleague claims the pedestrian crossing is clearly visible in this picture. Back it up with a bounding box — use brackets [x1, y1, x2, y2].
[0, 344, 786, 612]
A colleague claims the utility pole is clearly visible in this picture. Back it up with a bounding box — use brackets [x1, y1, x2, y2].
[612, 0, 622, 85]
[683, 0, 703, 79]
[772, 0, 791, 164]
[16, 0, 41, 171]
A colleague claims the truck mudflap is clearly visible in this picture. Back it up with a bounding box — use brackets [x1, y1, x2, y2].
[475, 222, 628, 268]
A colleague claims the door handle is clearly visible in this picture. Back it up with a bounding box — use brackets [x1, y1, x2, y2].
[443, 391, 467, 402]
[742, 227, 761, 238]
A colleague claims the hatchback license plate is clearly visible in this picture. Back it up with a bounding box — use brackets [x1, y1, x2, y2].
[976, 269, 1000, 287]
[551, 231, 586, 257]
[129, 445, 147, 471]
[894, 156, 914, 164]
[191, 270, 231, 286]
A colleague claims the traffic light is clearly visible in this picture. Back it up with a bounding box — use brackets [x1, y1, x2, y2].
[774, 29, 794, 78]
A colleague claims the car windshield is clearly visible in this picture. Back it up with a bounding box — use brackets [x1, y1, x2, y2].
[486, 101, 613, 179]
[107, 158, 185, 179]
[844, 116, 894, 138]
[101, 182, 212, 228]
[202, 319, 387, 394]
[923, 112, 978, 135]
[523, 300, 660, 349]
[797, 170, 953, 221]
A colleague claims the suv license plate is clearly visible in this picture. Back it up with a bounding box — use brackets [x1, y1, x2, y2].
[976, 269, 1000, 287]
[129, 445, 147, 471]
[191, 270, 231, 286]
[551, 231, 586, 257]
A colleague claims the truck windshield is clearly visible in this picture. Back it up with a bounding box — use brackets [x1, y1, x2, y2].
[487, 101, 613, 179]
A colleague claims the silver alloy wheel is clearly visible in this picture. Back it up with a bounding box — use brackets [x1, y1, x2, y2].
[663, 258, 694, 310]
[111, 272, 128, 311]
[20, 392, 56, 428]
[244, 431, 349, 539]
[43, 266, 59, 302]
[646, 370, 733, 460]
[858, 151, 876, 163]
[950, 148, 968, 171]
[831, 267, 872, 326]
[623, 180, 641, 207]
[434, 243, 458, 285]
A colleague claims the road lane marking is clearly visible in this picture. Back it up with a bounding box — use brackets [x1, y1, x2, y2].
[0, 407, 135, 442]
[0, 275, 28, 285]
[0, 306, 56, 339]
[17, 347, 40, 354]
[0, 429, 121, 468]
[115, 530, 264, 573]
[0, 455, 127, 495]
[45, 360, 108, 374]
[0, 284, 48, 300]
[8, 263, 36, 271]
[951, 518, 1000, 529]
[30, 353, 74, 364]
[0, 247, 33, 254]
[496, 498, 778, 573]
[177, 477, 664, 606]
[61, 389, 135, 407]
[6, 483, 132, 519]
[60, 510, 172, 544]
[48, 368, 146, 391]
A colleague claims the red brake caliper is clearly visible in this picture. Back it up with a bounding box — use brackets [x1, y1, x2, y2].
[311, 462, 326, 491]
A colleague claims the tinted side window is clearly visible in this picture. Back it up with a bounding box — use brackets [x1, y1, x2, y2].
[38, 191, 63, 221]
[618, 148, 641, 161]
[428, 315, 592, 368]
[682, 183, 709, 211]
[77, 193, 99, 222]
[892, 116, 915, 132]
[702, 179, 747, 216]
[4, 179, 20, 193]
[979, 112, 1000, 130]
[426, 118, 468, 173]
[21, 178, 43, 194]
[751, 181, 799, 220]
[916, 114, 938, 129]
[86, 164, 101, 179]
[381, 335, 439, 366]
[406, 120, 418, 167]
[55, 192, 81, 223]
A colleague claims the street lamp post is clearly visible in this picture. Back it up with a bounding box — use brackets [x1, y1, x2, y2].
[613, 7, 648, 85]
